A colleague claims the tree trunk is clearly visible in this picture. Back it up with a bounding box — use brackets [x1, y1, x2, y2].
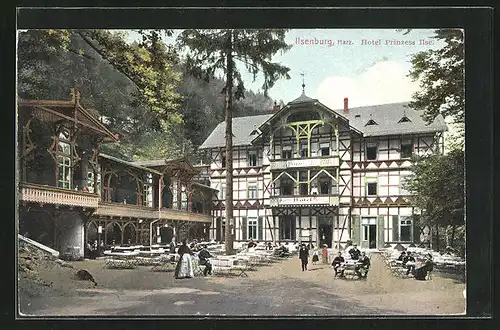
[224, 30, 234, 255]
[435, 223, 440, 251]
[450, 224, 456, 248]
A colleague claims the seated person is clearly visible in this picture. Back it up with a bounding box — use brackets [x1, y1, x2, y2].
[356, 252, 371, 278]
[349, 244, 361, 260]
[331, 252, 345, 277]
[413, 254, 434, 280]
[403, 251, 416, 275]
[198, 247, 214, 276]
[247, 239, 257, 249]
[397, 251, 407, 261]
[266, 242, 273, 250]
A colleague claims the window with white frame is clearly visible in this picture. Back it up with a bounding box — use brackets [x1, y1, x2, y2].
[282, 145, 292, 159]
[219, 184, 226, 200]
[362, 217, 377, 241]
[400, 175, 410, 195]
[86, 171, 101, 194]
[320, 142, 330, 156]
[247, 217, 258, 239]
[143, 173, 153, 207]
[57, 137, 72, 189]
[248, 150, 258, 166]
[399, 216, 413, 241]
[247, 183, 258, 199]
[401, 139, 413, 158]
[366, 142, 378, 160]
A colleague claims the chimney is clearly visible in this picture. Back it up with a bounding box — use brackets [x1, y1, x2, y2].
[343, 97, 349, 113]
[273, 101, 281, 111]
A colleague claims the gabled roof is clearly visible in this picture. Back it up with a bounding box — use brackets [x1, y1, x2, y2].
[199, 114, 273, 149]
[18, 90, 118, 142]
[131, 157, 199, 175]
[341, 102, 447, 137]
[99, 154, 162, 175]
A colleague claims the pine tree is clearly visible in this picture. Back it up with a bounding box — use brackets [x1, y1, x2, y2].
[177, 29, 291, 254]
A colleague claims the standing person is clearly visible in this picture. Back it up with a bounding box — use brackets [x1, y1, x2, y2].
[299, 244, 309, 271]
[331, 252, 345, 277]
[174, 239, 194, 279]
[312, 245, 319, 265]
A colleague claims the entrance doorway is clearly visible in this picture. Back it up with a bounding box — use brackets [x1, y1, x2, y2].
[362, 224, 377, 248]
[318, 216, 332, 248]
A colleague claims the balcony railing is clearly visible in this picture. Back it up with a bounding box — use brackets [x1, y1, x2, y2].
[270, 156, 339, 170]
[94, 202, 212, 223]
[269, 194, 339, 207]
[19, 183, 100, 208]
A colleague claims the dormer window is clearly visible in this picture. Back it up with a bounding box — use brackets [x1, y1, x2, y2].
[365, 119, 378, 126]
[398, 115, 412, 123]
[355, 114, 361, 118]
[247, 150, 258, 167]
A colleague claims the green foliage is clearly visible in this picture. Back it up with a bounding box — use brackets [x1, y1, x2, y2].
[408, 29, 464, 126]
[404, 148, 465, 250]
[177, 29, 291, 99]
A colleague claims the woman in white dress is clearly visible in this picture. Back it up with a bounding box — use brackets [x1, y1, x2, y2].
[174, 239, 194, 279]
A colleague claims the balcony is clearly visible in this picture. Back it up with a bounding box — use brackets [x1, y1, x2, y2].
[19, 183, 100, 209]
[94, 202, 212, 223]
[269, 195, 339, 207]
[270, 156, 339, 171]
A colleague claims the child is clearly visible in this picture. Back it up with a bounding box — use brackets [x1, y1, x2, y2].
[312, 245, 319, 265]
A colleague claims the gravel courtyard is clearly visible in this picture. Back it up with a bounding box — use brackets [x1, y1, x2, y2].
[18, 252, 466, 316]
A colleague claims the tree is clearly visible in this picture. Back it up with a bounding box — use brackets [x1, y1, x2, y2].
[404, 29, 465, 255]
[408, 29, 465, 149]
[404, 149, 464, 253]
[177, 29, 291, 254]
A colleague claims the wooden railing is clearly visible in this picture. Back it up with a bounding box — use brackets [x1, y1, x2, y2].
[19, 183, 100, 208]
[94, 202, 212, 223]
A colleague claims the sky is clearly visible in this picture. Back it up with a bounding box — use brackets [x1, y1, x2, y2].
[126, 29, 445, 110]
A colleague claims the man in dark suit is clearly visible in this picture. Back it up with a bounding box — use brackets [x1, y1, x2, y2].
[198, 246, 214, 276]
[349, 244, 361, 260]
[356, 251, 371, 278]
[299, 244, 309, 271]
[331, 252, 345, 277]
[403, 251, 416, 275]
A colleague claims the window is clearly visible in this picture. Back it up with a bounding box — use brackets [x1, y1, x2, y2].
[398, 115, 412, 123]
[320, 143, 330, 156]
[399, 216, 413, 241]
[361, 217, 377, 241]
[247, 183, 258, 199]
[282, 145, 292, 159]
[280, 178, 293, 195]
[219, 184, 226, 200]
[300, 142, 308, 158]
[57, 140, 72, 189]
[299, 183, 308, 196]
[86, 171, 101, 194]
[400, 175, 409, 195]
[366, 142, 378, 160]
[279, 215, 296, 240]
[366, 182, 377, 196]
[365, 119, 378, 126]
[247, 217, 258, 239]
[401, 140, 413, 158]
[320, 180, 330, 194]
[248, 150, 257, 166]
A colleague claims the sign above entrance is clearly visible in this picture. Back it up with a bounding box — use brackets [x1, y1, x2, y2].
[270, 156, 339, 170]
[270, 195, 339, 207]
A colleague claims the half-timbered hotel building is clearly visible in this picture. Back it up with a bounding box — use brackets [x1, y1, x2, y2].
[17, 90, 215, 259]
[199, 90, 447, 249]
